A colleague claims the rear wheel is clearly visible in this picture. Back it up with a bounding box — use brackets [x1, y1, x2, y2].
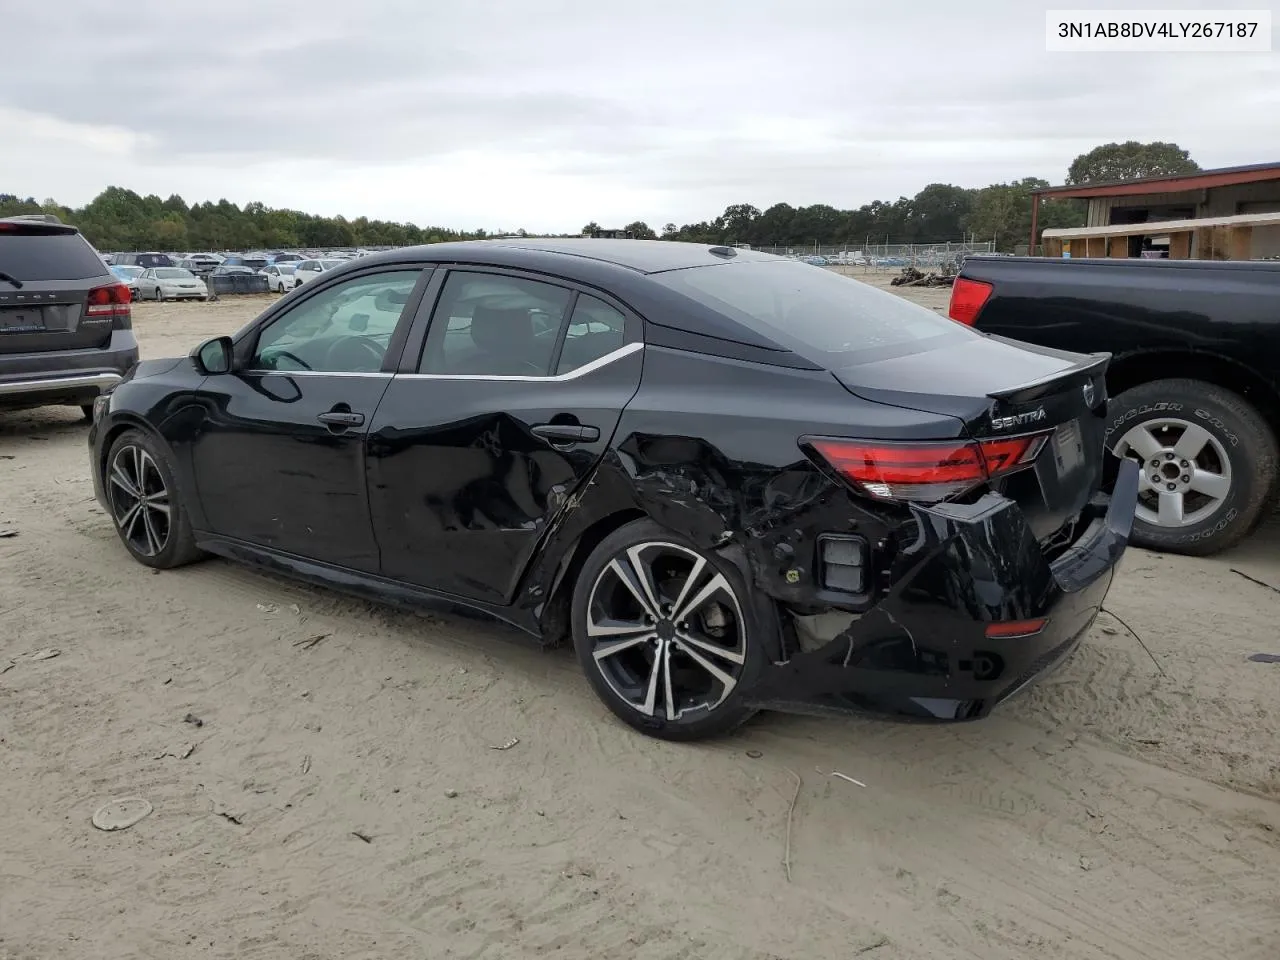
[571, 519, 763, 740]
[1106, 378, 1278, 556]
[104, 429, 203, 569]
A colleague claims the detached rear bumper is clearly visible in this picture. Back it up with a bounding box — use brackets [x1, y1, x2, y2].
[747, 459, 1139, 721]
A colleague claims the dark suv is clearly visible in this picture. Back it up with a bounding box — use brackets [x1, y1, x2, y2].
[0, 215, 139, 419]
[114, 251, 175, 269]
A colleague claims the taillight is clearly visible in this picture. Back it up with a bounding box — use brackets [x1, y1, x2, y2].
[948, 277, 992, 325]
[808, 434, 1049, 503]
[985, 618, 1048, 639]
[85, 282, 132, 323]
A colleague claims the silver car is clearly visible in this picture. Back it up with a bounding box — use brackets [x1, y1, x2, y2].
[136, 267, 209, 302]
[292, 258, 347, 286]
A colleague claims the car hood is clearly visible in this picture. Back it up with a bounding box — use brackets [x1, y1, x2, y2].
[122, 357, 185, 384]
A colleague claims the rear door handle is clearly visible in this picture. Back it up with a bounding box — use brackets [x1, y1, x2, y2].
[532, 423, 600, 443]
[317, 411, 365, 427]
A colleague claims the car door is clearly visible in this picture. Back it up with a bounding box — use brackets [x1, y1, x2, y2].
[136, 269, 153, 299]
[366, 267, 643, 605]
[187, 265, 432, 571]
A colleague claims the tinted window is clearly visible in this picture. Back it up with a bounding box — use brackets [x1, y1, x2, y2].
[0, 233, 109, 281]
[252, 269, 420, 373]
[556, 294, 627, 374]
[419, 272, 572, 376]
[135, 253, 174, 268]
[654, 259, 974, 363]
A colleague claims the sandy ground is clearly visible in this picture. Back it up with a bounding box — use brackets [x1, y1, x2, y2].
[1, 278, 1278, 960]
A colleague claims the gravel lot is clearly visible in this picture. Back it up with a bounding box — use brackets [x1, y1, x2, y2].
[2, 276, 1278, 960]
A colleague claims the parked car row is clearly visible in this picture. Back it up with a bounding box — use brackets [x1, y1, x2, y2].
[102, 248, 381, 275]
[101, 249, 382, 296]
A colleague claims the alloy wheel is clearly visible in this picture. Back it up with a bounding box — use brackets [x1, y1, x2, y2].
[1114, 418, 1233, 527]
[107, 444, 171, 557]
[585, 541, 747, 722]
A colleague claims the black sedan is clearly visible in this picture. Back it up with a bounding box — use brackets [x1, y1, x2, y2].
[89, 240, 1138, 740]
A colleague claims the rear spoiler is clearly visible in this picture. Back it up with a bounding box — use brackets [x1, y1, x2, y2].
[0, 216, 77, 236]
[986, 352, 1110, 405]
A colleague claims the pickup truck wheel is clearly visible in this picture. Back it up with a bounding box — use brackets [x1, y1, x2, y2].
[1106, 379, 1278, 556]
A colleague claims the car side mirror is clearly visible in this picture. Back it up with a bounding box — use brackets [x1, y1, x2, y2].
[191, 336, 235, 375]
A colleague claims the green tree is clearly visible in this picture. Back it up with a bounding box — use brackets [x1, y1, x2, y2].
[1066, 141, 1200, 185]
[623, 220, 656, 239]
[964, 178, 1085, 252]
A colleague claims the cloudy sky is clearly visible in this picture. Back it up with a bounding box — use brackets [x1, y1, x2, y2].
[2, 0, 1277, 232]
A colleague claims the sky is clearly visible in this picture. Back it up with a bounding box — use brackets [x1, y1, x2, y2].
[2, 0, 1278, 233]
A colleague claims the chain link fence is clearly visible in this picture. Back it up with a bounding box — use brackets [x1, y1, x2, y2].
[751, 241, 995, 271]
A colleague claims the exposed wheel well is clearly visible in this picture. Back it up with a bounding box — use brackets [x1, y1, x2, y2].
[1107, 352, 1280, 432]
[539, 508, 647, 646]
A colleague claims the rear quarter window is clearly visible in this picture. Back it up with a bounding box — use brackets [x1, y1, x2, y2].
[0, 233, 111, 281]
[654, 259, 975, 365]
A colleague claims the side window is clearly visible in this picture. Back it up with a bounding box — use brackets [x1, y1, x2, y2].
[418, 271, 573, 376]
[251, 269, 420, 374]
[556, 294, 627, 374]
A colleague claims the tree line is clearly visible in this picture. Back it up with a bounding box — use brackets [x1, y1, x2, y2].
[1, 141, 1197, 254]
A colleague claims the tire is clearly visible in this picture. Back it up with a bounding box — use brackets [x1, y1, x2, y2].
[156, 288, 165, 302]
[103, 429, 203, 569]
[1105, 378, 1278, 556]
[570, 519, 765, 741]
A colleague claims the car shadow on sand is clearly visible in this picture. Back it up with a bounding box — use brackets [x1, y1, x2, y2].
[0, 406, 93, 443]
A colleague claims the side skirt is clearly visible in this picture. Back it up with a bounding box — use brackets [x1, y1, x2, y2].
[193, 532, 542, 637]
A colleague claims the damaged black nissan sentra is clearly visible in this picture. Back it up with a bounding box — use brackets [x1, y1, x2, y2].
[89, 239, 1138, 740]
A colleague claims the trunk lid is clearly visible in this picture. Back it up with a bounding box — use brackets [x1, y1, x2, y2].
[832, 335, 1110, 545]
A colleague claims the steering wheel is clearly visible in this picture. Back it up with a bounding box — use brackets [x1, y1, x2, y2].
[270, 350, 312, 371]
[324, 335, 385, 372]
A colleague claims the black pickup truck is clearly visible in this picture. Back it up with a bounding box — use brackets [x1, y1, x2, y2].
[949, 255, 1279, 556]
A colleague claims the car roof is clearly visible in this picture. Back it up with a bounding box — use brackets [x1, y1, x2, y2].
[360, 238, 783, 275]
[343, 239, 819, 364]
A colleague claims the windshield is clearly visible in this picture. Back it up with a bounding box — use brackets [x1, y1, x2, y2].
[320, 259, 345, 270]
[155, 268, 194, 279]
[654, 259, 975, 364]
[112, 265, 144, 279]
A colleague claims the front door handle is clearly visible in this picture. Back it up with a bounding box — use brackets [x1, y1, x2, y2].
[317, 410, 365, 428]
[532, 423, 600, 444]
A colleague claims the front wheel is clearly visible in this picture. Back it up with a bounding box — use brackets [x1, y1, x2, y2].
[1106, 378, 1278, 556]
[155, 288, 165, 302]
[104, 429, 203, 569]
[571, 519, 764, 740]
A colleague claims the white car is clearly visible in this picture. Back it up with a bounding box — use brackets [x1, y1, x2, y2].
[262, 263, 299, 293]
[292, 258, 346, 286]
[136, 266, 209, 301]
